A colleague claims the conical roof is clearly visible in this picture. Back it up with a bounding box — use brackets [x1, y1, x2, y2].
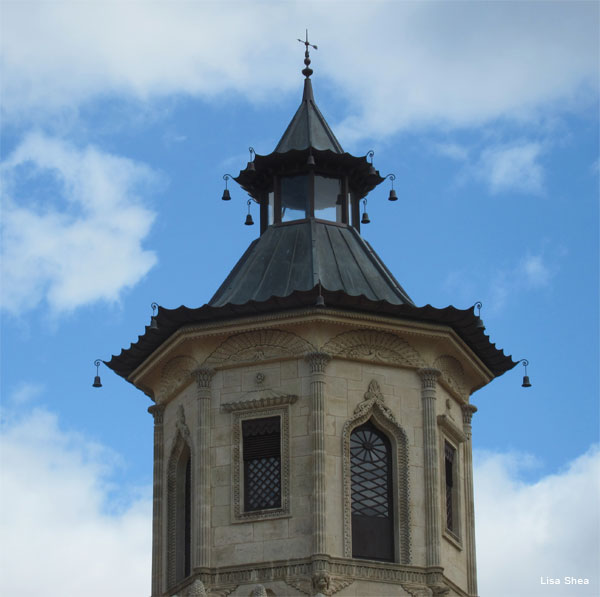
[274, 78, 343, 154]
[209, 220, 413, 307]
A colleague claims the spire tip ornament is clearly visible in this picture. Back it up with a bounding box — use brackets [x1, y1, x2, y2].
[297, 30, 317, 78]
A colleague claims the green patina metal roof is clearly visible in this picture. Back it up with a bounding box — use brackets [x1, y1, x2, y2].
[209, 219, 413, 307]
[274, 78, 343, 154]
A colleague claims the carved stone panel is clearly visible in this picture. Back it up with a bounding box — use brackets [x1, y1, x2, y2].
[433, 355, 466, 398]
[322, 330, 425, 368]
[160, 355, 199, 402]
[203, 329, 315, 369]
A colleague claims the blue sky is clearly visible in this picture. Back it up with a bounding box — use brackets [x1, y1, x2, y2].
[1, 2, 598, 595]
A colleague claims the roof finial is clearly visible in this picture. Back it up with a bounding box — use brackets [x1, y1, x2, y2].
[297, 29, 317, 78]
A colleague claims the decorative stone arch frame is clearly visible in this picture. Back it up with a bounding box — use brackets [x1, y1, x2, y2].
[166, 407, 193, 589]
[342, 380, 411, 564]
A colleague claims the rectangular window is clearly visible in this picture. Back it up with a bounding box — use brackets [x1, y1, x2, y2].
[444, 441, 458, 535]
[242, 416, 281, 512]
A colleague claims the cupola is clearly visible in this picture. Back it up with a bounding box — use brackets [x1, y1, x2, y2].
[230, 34, 386, 234]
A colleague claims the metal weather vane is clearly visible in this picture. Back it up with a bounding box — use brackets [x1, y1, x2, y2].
[297, 30, 317, 78]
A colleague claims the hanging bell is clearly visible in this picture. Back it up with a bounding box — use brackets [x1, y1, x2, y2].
[522, 375, 532, 388]
[369, 164, 376, 176]
[92, 359, 102, 388]
[245, 213, 254, 226]
[221, 188, 231, 201]
[475, 316, 485, 330]
[388, 188, 398, 201]
[246, 161, 255, 172]
[307, 154, 315, 167]
[150, 315, 158, 329]
[361, 211, 370, 224]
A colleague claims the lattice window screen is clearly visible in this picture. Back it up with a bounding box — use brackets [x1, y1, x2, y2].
[242, 416, 281, 511]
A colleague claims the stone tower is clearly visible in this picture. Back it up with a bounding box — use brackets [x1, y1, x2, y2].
[108, 43, 515, 597]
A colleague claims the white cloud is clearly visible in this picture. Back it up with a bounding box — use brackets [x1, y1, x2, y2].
[475, 446, 600, 596]
[479, 142, 545, 195]
[0, 407, 151, 596]
[7, 382, 44, 405]
[1, 2, 597, 137]
[1, 132, 158, 314]
[520, 254, 552, 288]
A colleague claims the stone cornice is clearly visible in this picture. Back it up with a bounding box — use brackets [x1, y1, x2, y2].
[130, 310, 493, 396]
[221, 394, 298, 412]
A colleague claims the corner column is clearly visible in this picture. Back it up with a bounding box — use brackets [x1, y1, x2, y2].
[462, 403, 478, 596]
[305, 352, 331, 556]
[148, 403, 166, 597]
[195, 368, 215, 571]
[418, 368, 442, 567]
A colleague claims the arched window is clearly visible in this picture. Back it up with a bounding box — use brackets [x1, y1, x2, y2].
[168, 439, 192, 587]
[350, 420, 394, 561]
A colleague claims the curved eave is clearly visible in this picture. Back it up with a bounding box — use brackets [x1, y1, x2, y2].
[234, 149, 385, 201]
[106, 288, 516, 382]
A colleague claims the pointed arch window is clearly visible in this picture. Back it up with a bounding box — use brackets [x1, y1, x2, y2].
[167, 439, 192, 587]
[350, 420, 394, 561]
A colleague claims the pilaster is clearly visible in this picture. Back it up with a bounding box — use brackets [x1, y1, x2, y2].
[461, 403, 478, 597]
[195, 367, 215, 570]
[418, 368, 442, 568]
[148, 403, 166, 597]
[305, 352, 331, 557]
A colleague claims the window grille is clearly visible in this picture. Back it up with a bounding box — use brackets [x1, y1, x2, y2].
[242, 416, 281, 511]
[350, 420, 394, 561]
[445, 441, 457, 534]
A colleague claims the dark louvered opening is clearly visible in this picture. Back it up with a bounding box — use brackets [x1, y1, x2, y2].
[445, 441, 456, 533]
[243, 417, 281, 511]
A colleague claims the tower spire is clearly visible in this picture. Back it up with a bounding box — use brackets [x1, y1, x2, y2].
[297, 30, 317, 78]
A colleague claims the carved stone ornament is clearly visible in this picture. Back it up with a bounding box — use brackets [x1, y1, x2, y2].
[401, 584, 433, 597]
[322, 329, 425, 368]
[203, 329, 315, 368]
[342, 380, 411, 563]
[353, 380, 396, 423]
[305, 351, 331, 374]
[285, 572, 354, 596]
[434, 355, 466, 398]
[184, 579, 207, 597]
[175, 404, 191, 444]
[461, 403, 478, 425]
[250, 585, 268, 597]
[159, 355, 198, 401]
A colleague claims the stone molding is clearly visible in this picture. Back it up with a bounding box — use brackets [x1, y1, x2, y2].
[176, 558, 454, 597]
[437, 414, 467, 445]
[203, 329, 315, 369]
[322, 329, 426, 368]
[222, 394, 298, 412]
[160, 356, 199, 402]
[231, 403, 292, 522]
[341, 380, 411, 564]
[433, 355, 466, 399]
